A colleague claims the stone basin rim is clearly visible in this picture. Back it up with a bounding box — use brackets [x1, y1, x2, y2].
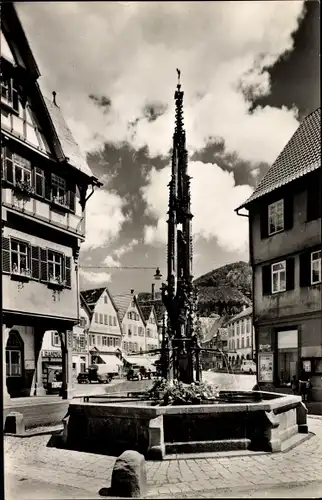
[69, 391, 302, 415]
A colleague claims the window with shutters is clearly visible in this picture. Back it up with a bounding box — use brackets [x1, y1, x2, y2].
[113, 316, 117, 326]
[104, 314, 108, 325]
[272, 261, 286, 293]
[47, 250, 64, 284]
[109, 315, 112, 326]
[94, 313, 98, 323]
[102, 336, 107, 346]
[104, 295, 108, 304]
[10, 239, 31, 277]
[268, 199, 284, 235]
[1, 61, 19, 113]
[311, 251, 321, 284]
[51, 173, 68, 207]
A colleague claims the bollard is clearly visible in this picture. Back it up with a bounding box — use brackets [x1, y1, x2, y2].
[4, 412, 25, 435]
[104, 450, 147, 498]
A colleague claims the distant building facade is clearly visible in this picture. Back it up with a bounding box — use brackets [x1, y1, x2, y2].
[1, 4, 99, 400]
[113, 291, 147, 356]
[226, 306, 255, 367]
[81, 287, 122, 368]
[237, 108, 321, 400]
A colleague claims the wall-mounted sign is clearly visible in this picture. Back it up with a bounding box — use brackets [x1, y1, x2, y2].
[303, 360, 311, 373]
[259, 344, 271, 352]
[258, 353, 274, 382]
[42, 350, 62, 358]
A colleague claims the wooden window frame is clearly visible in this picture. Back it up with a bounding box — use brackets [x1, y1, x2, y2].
[271, 260, 286, 294]
[311, 250, 321, 285]
[268, 199, 284, 236]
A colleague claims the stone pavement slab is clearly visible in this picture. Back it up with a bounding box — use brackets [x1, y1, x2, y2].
[4, 417, 322, 499]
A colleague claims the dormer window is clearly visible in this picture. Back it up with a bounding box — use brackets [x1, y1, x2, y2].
[268, 199, 284, 235]
[51, 173, 68, 207]
[1, 60, 19, 113]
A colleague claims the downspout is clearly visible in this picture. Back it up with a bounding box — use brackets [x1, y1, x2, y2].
[235, 206, 257, 379]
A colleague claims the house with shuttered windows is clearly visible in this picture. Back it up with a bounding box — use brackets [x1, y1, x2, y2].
[1, 3, 100, 400]
[236, 107, 321, 401]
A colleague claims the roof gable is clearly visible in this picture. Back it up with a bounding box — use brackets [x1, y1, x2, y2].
[1, 4, 40, 78]
[2, 4, 96, 181]
[81, 288, 106, 311]
[113, 294, 146, 324]
[239, 108, 321, 209]
[228, 306, 252, 323]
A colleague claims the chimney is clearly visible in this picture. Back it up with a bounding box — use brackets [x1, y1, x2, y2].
[130, 289, 134, 294]
[151, 283, 155, 301]
[52, 91, 57, 106]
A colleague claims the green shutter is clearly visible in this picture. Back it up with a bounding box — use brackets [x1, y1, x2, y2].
[300, 251, 311, 287]
[40, 248, 48, 281]
[262, 265, 271, 296]
[286, 257, 295, 290]
[65, 256, 71, 288]
[260, 205, 268, 239]
[31, 246, 40, 279]
[2, 236, 11, 273]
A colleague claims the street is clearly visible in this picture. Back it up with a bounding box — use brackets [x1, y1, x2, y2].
[4, 416, 322, 499]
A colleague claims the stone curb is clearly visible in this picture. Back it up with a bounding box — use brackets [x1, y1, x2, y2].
[146, 478, 322, 498]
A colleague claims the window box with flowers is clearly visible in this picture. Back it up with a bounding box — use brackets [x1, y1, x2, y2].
[13, 180, 35, 197]
[47, 274, 66, 290]
[11, 264, 32, 282]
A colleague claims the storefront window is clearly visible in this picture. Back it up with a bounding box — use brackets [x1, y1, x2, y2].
[277, 329, 298, 386]
[6, 349, 22, 377]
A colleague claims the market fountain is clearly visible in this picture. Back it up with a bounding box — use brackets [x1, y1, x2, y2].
[61, 72, 309, 459]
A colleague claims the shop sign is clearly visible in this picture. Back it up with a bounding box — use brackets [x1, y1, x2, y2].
[303, 360, 311, 372]
[259, 344, 271, 352]
[258, 353, 274, 382]
[42, 350, 62, 358]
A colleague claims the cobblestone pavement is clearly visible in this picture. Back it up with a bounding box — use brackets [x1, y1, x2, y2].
[4, 417, 322, 499]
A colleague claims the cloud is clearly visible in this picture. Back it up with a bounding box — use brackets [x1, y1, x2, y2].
[103, 255, 121, 267]
[101, 239, 139, 269]
[80, 269, 112, 286]
[17, 1, 304, 165]
[81, 188, 127, 251]
[113, 239, 139, 259]
[142, 161, 253, 254]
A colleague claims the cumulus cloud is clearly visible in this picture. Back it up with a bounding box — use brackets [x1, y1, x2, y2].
[80, 269, 112, 286]
[113, 239, 139, 259]
[17, 1, 304, 165]
[142, 161, 253, 253]
[81, 188, 127, 251]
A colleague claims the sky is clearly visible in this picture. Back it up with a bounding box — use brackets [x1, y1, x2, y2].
[16, 0, 320, 295]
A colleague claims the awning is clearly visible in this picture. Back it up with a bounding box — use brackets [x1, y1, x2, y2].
[97, 354, 122, 371]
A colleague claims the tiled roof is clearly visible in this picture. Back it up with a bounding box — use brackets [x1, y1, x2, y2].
[137, 293, 166, 323]
[80, 288, 105, 311]
[238, 108, 321, 209]
[139, 305, 153, 322]
[227, 306, 252, 324]
[44, 97, 94, 178]
[113, 293, 134, 323]
[200, 316, 224, 343]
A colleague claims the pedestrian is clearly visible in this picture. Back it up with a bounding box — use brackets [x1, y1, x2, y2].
[291, 375, 298, 395]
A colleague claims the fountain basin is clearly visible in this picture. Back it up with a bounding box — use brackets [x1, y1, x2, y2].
[62, 391, 308, 459]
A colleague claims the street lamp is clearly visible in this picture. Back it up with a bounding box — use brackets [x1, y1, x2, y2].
[154, 267, 162, 281]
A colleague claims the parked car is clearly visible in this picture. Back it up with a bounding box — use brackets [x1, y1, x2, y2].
[77, 369, 89, 384]
[127, 364, 142, 381]
[241, 360, 257, 374]
[87, 364, 112, 384]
